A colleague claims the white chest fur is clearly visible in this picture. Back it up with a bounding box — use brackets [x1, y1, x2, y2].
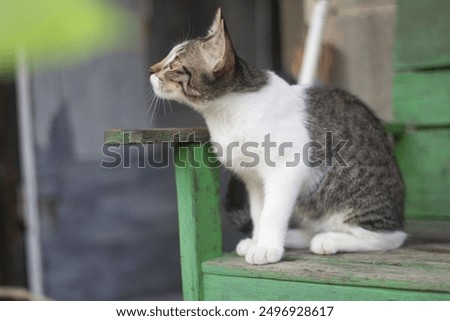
[201, 73, 310, 174]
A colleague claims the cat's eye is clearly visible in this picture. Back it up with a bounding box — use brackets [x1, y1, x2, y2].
[169, 58, 181, 70]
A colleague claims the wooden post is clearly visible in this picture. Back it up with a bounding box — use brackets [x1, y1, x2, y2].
[0, 81, 27, 287]
[104, 128, 221, 300]
[174, 142, 222, 300]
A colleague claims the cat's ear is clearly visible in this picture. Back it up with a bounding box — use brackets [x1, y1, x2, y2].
[202, 13, 236, 77]
[207, 8, 223, 37]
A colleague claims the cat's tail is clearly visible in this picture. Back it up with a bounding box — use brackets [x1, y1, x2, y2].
[226, 207, 253, 235]
[225, 175, 252, 235]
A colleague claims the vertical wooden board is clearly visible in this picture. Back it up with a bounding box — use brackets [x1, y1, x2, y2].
[395, 129, 450, 219]
[393, 71, 450, 125]
[174, 143, 222, 300]
[0, 82, 27, 286]
[203, 274, 450, 301]
[395, 0, 450, 71]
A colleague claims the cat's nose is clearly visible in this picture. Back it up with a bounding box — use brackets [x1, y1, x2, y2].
[149, 63, 161, 75]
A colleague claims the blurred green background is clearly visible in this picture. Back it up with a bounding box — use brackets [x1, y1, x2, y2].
[0, 0, 132, 77]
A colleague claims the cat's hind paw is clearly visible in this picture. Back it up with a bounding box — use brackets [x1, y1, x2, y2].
[245, 245, 283, 265]
[236, 238, 255, 257]
[310, 233, 338, 255]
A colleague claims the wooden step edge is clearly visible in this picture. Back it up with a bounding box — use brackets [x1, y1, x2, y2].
[201, 253, 450, 294]
[104, 128, 210, 145]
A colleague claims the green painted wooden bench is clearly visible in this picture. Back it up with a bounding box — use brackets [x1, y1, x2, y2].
[103, 0, 450, 300]
[104, 127, 450, 300]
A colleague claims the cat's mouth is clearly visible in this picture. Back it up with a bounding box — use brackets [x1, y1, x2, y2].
[149, 74, 163, 94]
[150, 74, 173, 99]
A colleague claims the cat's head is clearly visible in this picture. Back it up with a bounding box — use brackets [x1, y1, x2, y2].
[149, 8, 237, 109]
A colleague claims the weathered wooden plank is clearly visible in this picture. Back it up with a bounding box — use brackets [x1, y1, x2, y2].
[104, 127, 210, 145]
[103, 125, 410, 152]
[395, 129, 450, 219]
[105, 124, 412, 145]
[203, 246, 450, 294]
[203, 274, 450, 301]
[174, 143, 222, 300]
[202, 221, 450, 294]
[393, 71, 450, 125]
[394, 0, 450, 71]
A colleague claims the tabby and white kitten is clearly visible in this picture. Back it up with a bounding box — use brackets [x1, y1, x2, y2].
[149, 9, 406, 265]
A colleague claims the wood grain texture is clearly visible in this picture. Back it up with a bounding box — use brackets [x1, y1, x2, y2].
[394, 0, 450, 71]
[395, 129, 450, 219]
[202, 221, 450, 295]
[104, 124, 412, 148]
[174, 143, 222, 300]
[203, 275, 450, 301]
[105, 125, 412, 145]
[393, 71, 450, 125]
[104, 128, 210, 145]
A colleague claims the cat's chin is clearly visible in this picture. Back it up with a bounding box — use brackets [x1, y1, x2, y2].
[154, 90, 177, 101]
[153, 89, 201, 110]
[151, 85, 180, 103]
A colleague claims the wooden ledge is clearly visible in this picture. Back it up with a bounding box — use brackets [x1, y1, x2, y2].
[105, 123, 410, 146]
[104, 128, 210, 145]
[104, 122, 450, 146]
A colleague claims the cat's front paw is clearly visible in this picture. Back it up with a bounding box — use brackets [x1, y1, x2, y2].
[310, 233, 338, 255]
[236, 238, 255, 257]
[245, 245, 283, 265]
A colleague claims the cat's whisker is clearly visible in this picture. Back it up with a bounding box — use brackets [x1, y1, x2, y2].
[148, 92, 161, 125]
[185, 17, 194, 41]
[162, 97, 167, 118]
[146, 90, 155, 105]
[145, 87, 156, 113]
[156, 99, 163, 122]
[146, 85, 156, 103]
[146, 99, 155, 112]
[146, 91, 157, 116]
[177, 27, 186, 44]
[147, 85, 155, 95]
[167, 99, 174, 115]
[150, 97, 159, 124]
[147, 100, 156, 118]
[158, 88, 170, 119]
